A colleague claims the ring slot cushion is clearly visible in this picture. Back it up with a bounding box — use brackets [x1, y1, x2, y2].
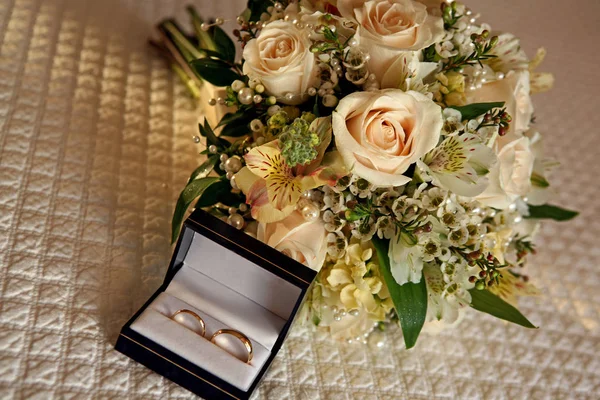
[115, 209, 317, 400]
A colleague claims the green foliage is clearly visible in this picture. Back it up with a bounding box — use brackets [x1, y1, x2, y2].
[422, 44, 441, 63]
[198, 119, 230, 148]
[441, 31, 499, 72]
[218, 112, 255, 137]
[247, 0, 275, 22]
[195, 179, 242, 208]
[188, 155, 218, 182]
[189, 58, 240, 87]
[279, 118, 320, 167]
[449, 102, 505, 121]
[442, 1, 461, 29]
[372, 238, 428, 349]
[530, 173, 550, 188]
[212, 26, 236, 62]
[526, 204, 579, 221]
[469, 289, 537, 328]
[172, 177, 221, 243]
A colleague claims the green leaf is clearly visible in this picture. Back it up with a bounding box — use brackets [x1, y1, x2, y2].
[469, 289, 537, 328]
[188, 156, 218, 182]
[220, 114, 253, 137]
[189, 58, 240, 87]
[213, 26, 236, 62]
[217, 112, 245, 128]
[372, 237, 427, 349]
[195, 179, 242, 208]
[172, 177, 221, 243]
[247, 0, 273, 22]
[449, 102, 505, 120]
[199, 120, 229, 148]
[312, 313, 321, 326]
[526, 204, 579, 221]
[530, 172, 550, 188]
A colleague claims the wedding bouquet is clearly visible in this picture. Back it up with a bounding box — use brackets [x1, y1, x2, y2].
[153, 0, 577, 348]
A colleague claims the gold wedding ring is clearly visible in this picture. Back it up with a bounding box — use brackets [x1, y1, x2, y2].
[210, 329, 254, 364]
[172, 309, 206, 337]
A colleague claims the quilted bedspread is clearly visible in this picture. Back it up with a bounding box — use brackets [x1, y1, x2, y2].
[1, 0, 599, 398]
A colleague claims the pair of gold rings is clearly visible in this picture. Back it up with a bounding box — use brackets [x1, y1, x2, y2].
[171, 309, 253, 364]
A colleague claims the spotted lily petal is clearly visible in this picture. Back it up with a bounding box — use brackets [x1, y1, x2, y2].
[245, 141, 303, 211]
[234, 167, 295, 223]
[421, 134, 497, 197]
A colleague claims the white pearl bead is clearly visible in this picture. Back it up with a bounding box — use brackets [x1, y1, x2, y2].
[367, 331, 385, 350]
[225, 157, 242, 173]
[301, 203, 320, 221]
[227, 214, 245, 230]
[284, 92, 294, 102]
[220, 154, 228, 162]
[238, 88, 254, 105]
[208, 145, 217, 153]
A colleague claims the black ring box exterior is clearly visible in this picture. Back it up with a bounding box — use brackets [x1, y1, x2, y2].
[114, 209, 317, 400]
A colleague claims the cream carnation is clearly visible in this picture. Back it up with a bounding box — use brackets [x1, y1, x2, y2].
[332, 89, 443, 186]
[338, 0, 444, 88]
[476, 137, 535, 209]
[242, 20, 319, 105]
[467, 71, 534, 147]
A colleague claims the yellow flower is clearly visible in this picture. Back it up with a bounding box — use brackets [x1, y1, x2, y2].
[528, 47, 554, 94]
[483, 228, 513, 264]
[323, 242, 393, 320]
[489, 269, 540, 306]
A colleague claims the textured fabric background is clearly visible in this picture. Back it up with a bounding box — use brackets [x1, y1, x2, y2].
[0, 0, 599, 399]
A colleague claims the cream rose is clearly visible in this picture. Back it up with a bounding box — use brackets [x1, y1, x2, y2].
[338, 0, 444, 88]
[476, 137, 535, 209]
[242, 21, 319, 105]
[333, 89, 442, 186]
[467, 71, 534, 147]
[257, 211, 327, 271]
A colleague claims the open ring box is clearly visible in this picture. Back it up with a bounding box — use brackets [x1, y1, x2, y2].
[115, 209, 317, 399]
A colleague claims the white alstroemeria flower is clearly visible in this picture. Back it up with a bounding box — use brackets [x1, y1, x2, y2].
[423, 262, 475, 324]
[418, 133, 497, 197]
[487, 33, 529, 74]
[388, 234, 424, 285]
[525, 130, 557, 206]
